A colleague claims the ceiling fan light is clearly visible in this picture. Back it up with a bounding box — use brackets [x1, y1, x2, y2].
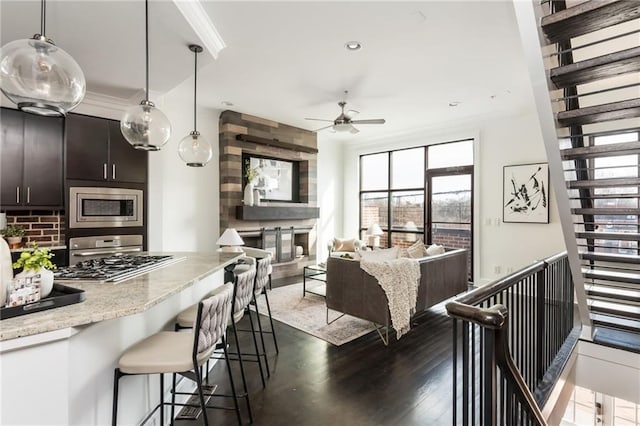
[333, 123, 351, 132]
[0, 36, 86, 116]
[121, 100, 171, 151]
[178, 131, 212, 167]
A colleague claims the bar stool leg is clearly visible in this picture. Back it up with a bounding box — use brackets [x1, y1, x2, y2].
[222, 336, 244, 425]
[112, 368, 122, 426]
[263, 288, 279, 354]
[251, 298, 271, 377]
[159, 374, 165, 426]
[193, 364, 209, 426]
[171, 373, 177, 426]
[246, 308, 268, 386]
[231, 321, 254, 420]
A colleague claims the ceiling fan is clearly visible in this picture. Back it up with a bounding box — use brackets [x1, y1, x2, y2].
[305, 93, 386, 134]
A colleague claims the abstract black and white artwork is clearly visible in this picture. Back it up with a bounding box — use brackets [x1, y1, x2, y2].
[503, 163, 549, 223]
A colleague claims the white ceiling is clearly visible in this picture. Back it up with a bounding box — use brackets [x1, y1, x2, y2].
[1, 1, 535, 143]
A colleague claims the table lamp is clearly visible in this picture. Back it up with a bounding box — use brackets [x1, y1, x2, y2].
[217, 228, 245, 252]
[367, 223, 383, 248]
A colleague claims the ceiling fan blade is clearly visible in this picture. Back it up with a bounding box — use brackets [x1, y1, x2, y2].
[345, 109, 360, 118]
[350, 119, 386, 125]
[314, 124, 335, 132]
[305, 118, 334, 122]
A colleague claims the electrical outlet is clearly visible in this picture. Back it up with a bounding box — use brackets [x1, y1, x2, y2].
[494, 265, 501, 274]
[494, 217, 501, 226]
[507, 267, 514, 274]
[485, 218, 492, 226]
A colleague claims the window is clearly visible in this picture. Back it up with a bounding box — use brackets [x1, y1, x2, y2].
[359, 139, 474, 280]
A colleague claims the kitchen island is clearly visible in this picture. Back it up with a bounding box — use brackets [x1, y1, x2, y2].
[0, 251, 242, 425]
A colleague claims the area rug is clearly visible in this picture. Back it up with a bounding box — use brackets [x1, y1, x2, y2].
[254, 283, 376, 346]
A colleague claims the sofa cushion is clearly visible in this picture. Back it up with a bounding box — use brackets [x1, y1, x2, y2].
[406, 240, 428, 258]
[360, 247, 399, 262]
[426, 244, 446, 256]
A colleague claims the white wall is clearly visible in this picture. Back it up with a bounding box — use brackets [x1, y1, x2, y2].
[316, 136, 344, 260]
[341, 108, 566, 285]
[149, 78, 221, 252]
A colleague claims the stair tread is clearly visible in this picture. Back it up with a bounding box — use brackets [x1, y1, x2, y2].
[576, 231, 640, 241]
[584, 268, 640, 284]
[550, 47, 640, 88]
[558, 99, 640, 127]
[581, 252, 640, 264]
[591, 314, 640, 333]
[541, 0, 640, 43]
[587, 284, 640, 300]
[572, 207, 639, 215]
[568, 177, 640, 188]
[590, 300, 640, 317]
[561, 141, 640, 160]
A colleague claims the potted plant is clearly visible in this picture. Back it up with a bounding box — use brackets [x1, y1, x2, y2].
[2, 224, 25, 249]
[13, 243, 56, 298]
[244, 159, 260, 206]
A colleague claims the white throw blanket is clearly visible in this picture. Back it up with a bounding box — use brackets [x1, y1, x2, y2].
[360, 257, 420, 339]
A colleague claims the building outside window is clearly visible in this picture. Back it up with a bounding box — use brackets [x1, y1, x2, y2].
[359, 139, 474, 279]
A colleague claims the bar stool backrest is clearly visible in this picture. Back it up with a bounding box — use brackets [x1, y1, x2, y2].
[254, 256, 271, 295]
[232, 266, 257, 323]
[193, 282, 234, 357]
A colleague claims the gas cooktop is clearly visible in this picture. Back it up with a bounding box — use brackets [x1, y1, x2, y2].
[54, 255, 178, 283]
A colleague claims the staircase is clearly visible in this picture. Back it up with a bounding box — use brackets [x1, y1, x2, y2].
[533, 0, 640, 346]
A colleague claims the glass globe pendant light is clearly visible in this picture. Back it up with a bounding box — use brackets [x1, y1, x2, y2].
[0, 0, 86, 116]
[120, 0, 171, 151]
[178, 44, 213, 167]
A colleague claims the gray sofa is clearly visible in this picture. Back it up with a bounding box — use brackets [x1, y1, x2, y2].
[326, 248, 468, 331]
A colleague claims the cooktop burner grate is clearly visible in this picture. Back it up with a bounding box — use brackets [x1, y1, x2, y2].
[54, 255, 176, 283]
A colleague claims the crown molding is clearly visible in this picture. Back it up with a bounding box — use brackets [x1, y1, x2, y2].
[172, 0, 226, 59]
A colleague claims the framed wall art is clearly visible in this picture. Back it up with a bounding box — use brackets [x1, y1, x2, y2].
[503, 163, 549, 224]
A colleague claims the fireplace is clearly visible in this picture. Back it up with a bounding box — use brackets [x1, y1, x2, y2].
[219, 110, 319, 279]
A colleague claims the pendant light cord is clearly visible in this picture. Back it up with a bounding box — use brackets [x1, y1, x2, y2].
[40, 0, 46, 36]
[145, 0, 150, 102]
[193, 49, 198, 132]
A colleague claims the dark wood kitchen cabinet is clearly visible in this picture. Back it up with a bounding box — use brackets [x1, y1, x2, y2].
[66, 114, 147, 184]
[0, 108, 64, 209]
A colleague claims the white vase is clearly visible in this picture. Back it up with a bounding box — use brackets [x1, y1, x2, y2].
[16, 268, 54, 299]
[244, 182, 254, 206]
[253, 188, 262, 206]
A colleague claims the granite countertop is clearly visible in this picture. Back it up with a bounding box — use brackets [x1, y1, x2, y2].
[0, 251, 242, 341]
[9, 244, 67, 253]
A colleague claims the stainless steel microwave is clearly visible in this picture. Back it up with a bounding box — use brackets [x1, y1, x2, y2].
[69, 187, 143, 228]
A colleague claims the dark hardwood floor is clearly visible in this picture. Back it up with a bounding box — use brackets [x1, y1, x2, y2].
[176, 300, 456, 425]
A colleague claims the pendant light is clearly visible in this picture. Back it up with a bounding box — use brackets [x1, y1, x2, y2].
[178, 45, 213, 167]
[0, 0, 86, 116]
[120, 0, 171, 151]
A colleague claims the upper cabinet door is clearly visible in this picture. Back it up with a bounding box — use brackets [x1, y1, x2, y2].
[23, 114, 64, 207]
[66, 114, 109, 181]
[0, 108, 24, 207]
[108, 121, 147, 183]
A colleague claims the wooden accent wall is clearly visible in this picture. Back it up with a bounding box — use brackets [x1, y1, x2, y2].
[219, 111, 318, 266]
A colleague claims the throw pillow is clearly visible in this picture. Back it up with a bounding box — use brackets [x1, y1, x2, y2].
[406, 239, 428, 259]
[426, 244, 446, 256]
[333, 238, 356, 252]
[360, 247, 400, 262]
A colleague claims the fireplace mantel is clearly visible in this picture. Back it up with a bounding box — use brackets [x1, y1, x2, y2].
[236, 205, 320, 221]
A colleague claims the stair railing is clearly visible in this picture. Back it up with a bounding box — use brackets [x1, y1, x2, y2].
[446, 252, 575, 425]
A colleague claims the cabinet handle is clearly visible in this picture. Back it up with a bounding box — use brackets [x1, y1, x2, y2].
[103, 163, 107, 180]
[112, 164, 116, 180]
[16, 187, 20, 204]
[26, 187, 30, 204]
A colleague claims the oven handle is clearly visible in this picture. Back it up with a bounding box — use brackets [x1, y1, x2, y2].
[71, 247, 143, 257]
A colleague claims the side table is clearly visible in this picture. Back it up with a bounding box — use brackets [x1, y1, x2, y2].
[303, 264, 326, 297]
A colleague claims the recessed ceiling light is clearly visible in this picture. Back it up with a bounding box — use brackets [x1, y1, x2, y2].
[448, 101, 461, 107]
[221, 101, 234, 107]
[344, 41, 362, 51]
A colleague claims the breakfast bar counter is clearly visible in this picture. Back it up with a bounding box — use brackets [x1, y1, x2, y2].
[0, 251, 241, 341]
[0, 251, 242, 425]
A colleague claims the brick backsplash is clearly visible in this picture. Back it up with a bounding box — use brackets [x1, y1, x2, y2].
[4, 210, 65, 247]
